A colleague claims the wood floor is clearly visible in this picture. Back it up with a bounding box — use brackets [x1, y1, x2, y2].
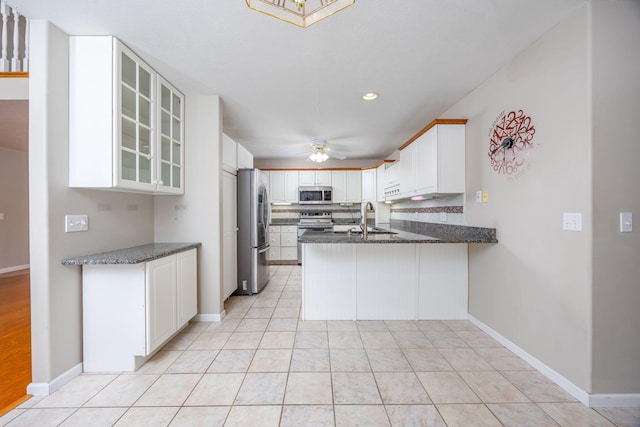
[0, 270, 31, 415]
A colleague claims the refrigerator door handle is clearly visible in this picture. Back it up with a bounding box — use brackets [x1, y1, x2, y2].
[258, 245, 271, 254]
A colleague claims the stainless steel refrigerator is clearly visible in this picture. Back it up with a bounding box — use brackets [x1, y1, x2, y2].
[236, 169, 271, 295]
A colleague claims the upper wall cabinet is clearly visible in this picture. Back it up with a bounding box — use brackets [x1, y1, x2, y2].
[332, 170, 362, 203]
[222, 134, 238, 174]
[237, 144, 254, 169]
[361, 168, 376, 203]
[69, 36, 184, 194]
[299, 170, 332, 186]
[385, 123, 465, 200]
[412, 124, 465, 196]
[270, 170, 299, 203]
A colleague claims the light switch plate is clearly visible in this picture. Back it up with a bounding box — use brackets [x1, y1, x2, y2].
[0, 212, 4, 220]
[620, 212, 632, 233]
[563, 212, 582, 231]
[482, 191, 489, 203]
[65, 215, 89, 232]
[475, 191, 483, 203]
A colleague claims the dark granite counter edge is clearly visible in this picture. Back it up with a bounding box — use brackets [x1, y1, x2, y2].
[270, 218, 361, 226]
[300, 221, 497, 244]
[389, 220, 498, 243]
[62, 242, 202, 265]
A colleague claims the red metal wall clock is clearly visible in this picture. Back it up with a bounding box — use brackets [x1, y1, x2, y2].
[488, 109, 537, 178]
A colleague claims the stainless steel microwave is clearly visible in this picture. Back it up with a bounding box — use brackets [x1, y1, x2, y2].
[298, 186, 332, 205]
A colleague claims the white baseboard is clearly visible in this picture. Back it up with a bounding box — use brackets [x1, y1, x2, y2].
[467, 314, 590, 406]
[194, 310, 226, 322]
[26, 362, 83, 396]
[0, 264, 29, 275]
[589, 394, 640, 408]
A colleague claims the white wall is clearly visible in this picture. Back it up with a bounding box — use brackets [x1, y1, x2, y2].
[0, 77, 28, 100]
[154, 96, 224, 318]
[591, 0, 640, 394]
[0, 147, 29, 271]
[442, 5, 592, 391]
[29, 21, 154, 390]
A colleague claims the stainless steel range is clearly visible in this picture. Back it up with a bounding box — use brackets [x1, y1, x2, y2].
[297, 211, 333, 264]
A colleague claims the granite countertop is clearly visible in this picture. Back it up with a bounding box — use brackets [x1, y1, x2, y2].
[299, 223, 497, 244]
[270, 218, 361, 226]
[270, 219, 299, 226]
[61, 242, 201, 265]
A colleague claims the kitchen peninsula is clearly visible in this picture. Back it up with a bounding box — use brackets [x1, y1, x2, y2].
[299, 223, 496, 321]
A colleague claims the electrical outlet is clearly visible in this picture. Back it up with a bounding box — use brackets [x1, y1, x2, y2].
[620, 212, 632, 233]
[0, 212, 4, 220]
[65, 215, 89, 232]
[562, 213, 582, 231]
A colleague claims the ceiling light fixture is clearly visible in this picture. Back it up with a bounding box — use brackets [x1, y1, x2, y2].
[362, 92, 378, 101]
[246, 0, 355, 28]
[309, 148, 329, 163]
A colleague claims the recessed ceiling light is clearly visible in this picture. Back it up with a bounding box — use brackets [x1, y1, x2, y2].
[362, 92, 378, 101]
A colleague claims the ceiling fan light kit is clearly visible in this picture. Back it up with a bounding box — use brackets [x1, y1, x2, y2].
[306, 138, 347, 162]
[246, 0, 355, 28]
[309, 150, 329, 163]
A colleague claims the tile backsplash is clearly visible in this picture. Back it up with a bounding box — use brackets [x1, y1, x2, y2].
[271, 204, 362, 223]
[389, 194, 464, 225]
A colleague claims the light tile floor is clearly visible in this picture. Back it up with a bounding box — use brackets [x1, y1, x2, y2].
[2, 265, 639, 426]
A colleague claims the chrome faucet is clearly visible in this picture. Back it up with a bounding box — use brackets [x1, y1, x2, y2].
[360, 201, 375, 239]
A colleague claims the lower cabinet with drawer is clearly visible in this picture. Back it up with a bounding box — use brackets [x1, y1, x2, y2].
[268, 225, 299, 264]
[81, 249, 197, 372]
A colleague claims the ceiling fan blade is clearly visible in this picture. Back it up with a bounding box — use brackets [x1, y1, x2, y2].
[327, 151, 347, 160]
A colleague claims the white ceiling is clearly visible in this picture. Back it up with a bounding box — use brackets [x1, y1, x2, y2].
[8, 0, 585, 162]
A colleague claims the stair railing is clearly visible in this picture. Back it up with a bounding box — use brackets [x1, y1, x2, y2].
[1, 0, 28, 73]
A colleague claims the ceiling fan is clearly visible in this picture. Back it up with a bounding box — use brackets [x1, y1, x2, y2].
[308, 139, 348, 162]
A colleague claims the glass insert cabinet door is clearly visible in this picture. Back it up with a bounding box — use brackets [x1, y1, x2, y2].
[119, 44, 155, 187]
[158, 77, 184, 193]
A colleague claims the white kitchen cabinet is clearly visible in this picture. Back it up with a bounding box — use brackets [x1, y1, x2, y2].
[82, 248, 198, 372]
[222, 134, 238, 174]
[383, 161, 401, 200]
[361, 168, 377, 203]
[376, 163, 386, 202]
[157, 77, 184, 193]
[395, 124, 465, 198]
[270, 171, 299, 203]
[413, 124, 465, 195]
[222, 171, 238, 300]
[267, 225, 297, 262]
[281, 226, 298, 261]
[237, 143, 254, 169]
[398, 142, 416, 198]
[69, 36, 184, 194]
[299, 170, 332, 186]
[146, 255, 177, 352]
[176, 249, 198, 325]
[332, 170, 362, 203]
